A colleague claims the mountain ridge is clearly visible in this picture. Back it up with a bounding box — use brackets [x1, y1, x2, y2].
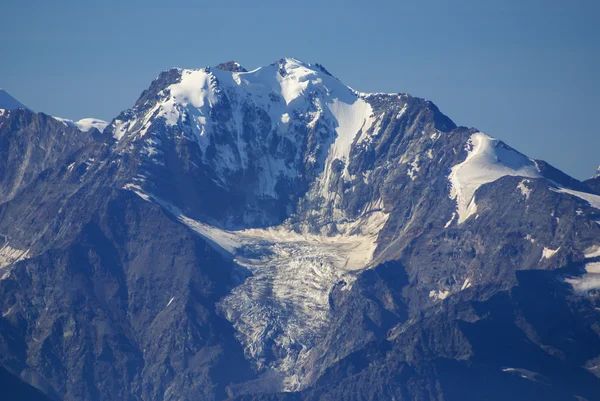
[0, 58, 598, 401]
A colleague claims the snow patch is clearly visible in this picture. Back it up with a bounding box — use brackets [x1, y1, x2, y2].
[407, 155, 420, 181]
[461, 278, 472, 290]
[448, 133, 541, 224]
[429, 289, 450, 300]
[566, 245, 600, 294]
[54, 117, 108, 132]
[517, 179, 532, 200]
[444, 212, 456, 228]
[550, 187, 600, 211]
[0, 242, 30, 270]
[318, 97, 374, 198]
[540, 247, 560, 261]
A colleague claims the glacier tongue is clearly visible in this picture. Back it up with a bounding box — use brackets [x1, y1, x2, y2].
[155, 197, 388, 390]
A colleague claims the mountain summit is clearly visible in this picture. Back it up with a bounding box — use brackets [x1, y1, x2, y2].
[0, 59, 599, 401]
[0, 89, 29, 110]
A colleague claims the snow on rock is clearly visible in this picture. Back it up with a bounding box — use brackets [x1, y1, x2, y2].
[444, 212, 456, 228]
[429, 289, 450, 300]
[540, 246, 560, 261]
[517, 179, 532, 200]
[449, 132, 541, 224]
[550, 187, 600, 211]
[181, 211, 387, 390]
[565, 245, 600, 294]
[54, 117, 108, 132]
[122, 186, 387, 390]
[115, 58, 379, 202]
[407, 155, 420, 181]
[461, 278, 472, 290]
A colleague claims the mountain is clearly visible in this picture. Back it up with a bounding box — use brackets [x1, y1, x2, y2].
[0, 89, 29, 110]
[53, 117, 109, 133]
[584, 167, 600, 195]
[0, 58, 599, 401]
[0, 366, 57, 401]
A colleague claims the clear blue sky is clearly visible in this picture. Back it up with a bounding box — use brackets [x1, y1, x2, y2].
[1, 0, 598, 179]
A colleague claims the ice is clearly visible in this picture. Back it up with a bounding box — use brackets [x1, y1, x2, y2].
[448, 133, 541, 224]
[122, 184, 386, 391]
[550, 187, 600, 211]
[321, 97, 374, 188]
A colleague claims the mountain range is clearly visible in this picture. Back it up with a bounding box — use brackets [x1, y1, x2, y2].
[0, 58, 599, 401]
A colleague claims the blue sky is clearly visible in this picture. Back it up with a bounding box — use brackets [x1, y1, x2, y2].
[1, 0, 598, 179]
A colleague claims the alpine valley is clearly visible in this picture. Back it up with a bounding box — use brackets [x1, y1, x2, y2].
[0, 58, 599, 401]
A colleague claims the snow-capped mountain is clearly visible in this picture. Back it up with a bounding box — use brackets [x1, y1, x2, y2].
[0, 59, 599, 401]
[0, 89, 29, 110]
[53, 117, 109, 133]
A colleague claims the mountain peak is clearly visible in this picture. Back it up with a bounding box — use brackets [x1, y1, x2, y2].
[0, 89, 29, 111]
[215, 61, 247, 73]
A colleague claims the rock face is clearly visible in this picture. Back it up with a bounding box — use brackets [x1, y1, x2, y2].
[0, 59, 599, 401]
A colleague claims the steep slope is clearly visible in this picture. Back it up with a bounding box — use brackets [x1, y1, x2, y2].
[0, 366, 57, 401]
[0, 58, 599, 401]
[0, 108, 103, 207]
[0, 89, 29, 111]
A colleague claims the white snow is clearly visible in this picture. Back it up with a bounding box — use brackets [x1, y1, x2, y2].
[584, 245, 600, 259]
[517, 179, 532, 200]
[448, 133, 541, 224]
[73, 118, 108, 132]
[540, 246, 560, 261]
[461, 278, 472, 290]
[407, 155, 420, 181]
[566, 245, 600, 293]
[54, 116, 108, 133]
[444, 212, 456, 228]
[122, 185, 387, 390]
[395, 104, 407, 119]
[122, 183, 151, 201]
[0, 242, 30, 270]
[323, 98, 374, 182]
[566, 274, 600, 293]
[550, 187, 600, 211]
[429, 289, 450, 300]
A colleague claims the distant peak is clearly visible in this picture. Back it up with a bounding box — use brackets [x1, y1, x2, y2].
[215, 61, 247, 73]
[0, 89, 30, 111]
[269, 58, 337, 81]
